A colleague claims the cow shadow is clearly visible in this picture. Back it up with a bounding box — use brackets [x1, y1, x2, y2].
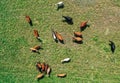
[59, 40, 65, 44]
[32, 50, 40, 54]
[73, 41, 83, 44]
[37, 38, 43, 43]
[62, 20, 73, 25]
[57, 5, 64, 11]
[29, 20, 33, 26]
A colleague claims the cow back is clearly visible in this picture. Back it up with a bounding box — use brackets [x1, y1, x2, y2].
[55, 32, 63, 41]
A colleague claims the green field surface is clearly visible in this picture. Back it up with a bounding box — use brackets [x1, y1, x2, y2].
[0, 0, 120, 83]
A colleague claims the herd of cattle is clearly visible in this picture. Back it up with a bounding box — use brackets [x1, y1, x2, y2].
[25, 1, 116, 81]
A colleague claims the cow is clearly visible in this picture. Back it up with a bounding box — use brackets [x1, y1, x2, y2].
[44, 64, 49, 72]
[61, 58, 71, 63]
[55, 1, 64, 10]
[33, 30, 41, 41]
[25, 16, 33, 26]
[74, 32, 82, 37]
[57, 73, 67, 78]
[30, 45, 41, 54]
[36, 62, 42, 72]
[36, 73, 44, 81]
[33, 45, 41, 50]
[62, 16, 73, 25]
[51, 29, 58, 43]
[46, 67, 51, 77]
[55, 31, 64, 44]
[41, 62, 46, 72]
[109, 41, 116, 53]
[72, 37, 83, 44]
[80, 21, 89, 31]
[30, 47, 40, 54]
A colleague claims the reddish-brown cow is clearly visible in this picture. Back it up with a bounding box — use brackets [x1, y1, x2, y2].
[80, 21, 88, 28]
[25, 16, 33, 26]
[33, 30, 40, 40]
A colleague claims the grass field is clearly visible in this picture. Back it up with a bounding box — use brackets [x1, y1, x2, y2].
[0, 0, 120, 83]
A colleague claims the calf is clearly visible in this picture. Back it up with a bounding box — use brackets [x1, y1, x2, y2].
[25, 16, 33, 26]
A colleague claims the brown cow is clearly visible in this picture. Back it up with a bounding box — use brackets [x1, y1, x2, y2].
[72, 37, 83, 43]
[45, 64, 49, 72]
[33, 30, 41, 40]
[74, 32, 82, 37]
[36, 73, 44, 80]
[36, 62, 42, 72]
[33, 45, 41, 50]
[25, 16, 33, 26]
[80, 21, 88, 28]
[55, 31, 64, 44]
[41, 63, 46, 72]
[30, 48, 40, 54]
[30, 45, 41, 54]
[57, 73, 67, 78]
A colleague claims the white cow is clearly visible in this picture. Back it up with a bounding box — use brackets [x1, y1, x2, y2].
[55, 1, 64, 10]
[61, 58, 71, 63]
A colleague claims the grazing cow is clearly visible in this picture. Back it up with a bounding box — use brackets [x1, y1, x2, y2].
[45, 64, 49, 72]
[72, 37, 83, 44]
[57, 73, 67, 78]
[33, 30, 41, 40]
[55, 1, 64, 10]
[30, 48, 40, 54]
[36, 62, 42, 72]
[62, 16, 73, 25]
[33, 45, 41, 50]
[55, 31, 64, 44]
[74, 32, 82, 37]
[25, 16, 33, 26]
[41, 63, 46, 72]
[61, 58, 71, 63]
[80, 21, 88, 28]
[109, 41, 116, 53]
[30, 45, 41, 54]
[46, 67, 51, 77]
[36, 73, 44, 80]
[73, 37, 82, 42]
[51, 29, 58, 43]
[80, 21, 89, 31]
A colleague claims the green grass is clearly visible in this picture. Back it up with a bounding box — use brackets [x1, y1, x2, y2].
[0, 0, 120, 83]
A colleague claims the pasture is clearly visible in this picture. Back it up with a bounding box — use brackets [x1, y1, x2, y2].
[0, 0, 120, 83]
